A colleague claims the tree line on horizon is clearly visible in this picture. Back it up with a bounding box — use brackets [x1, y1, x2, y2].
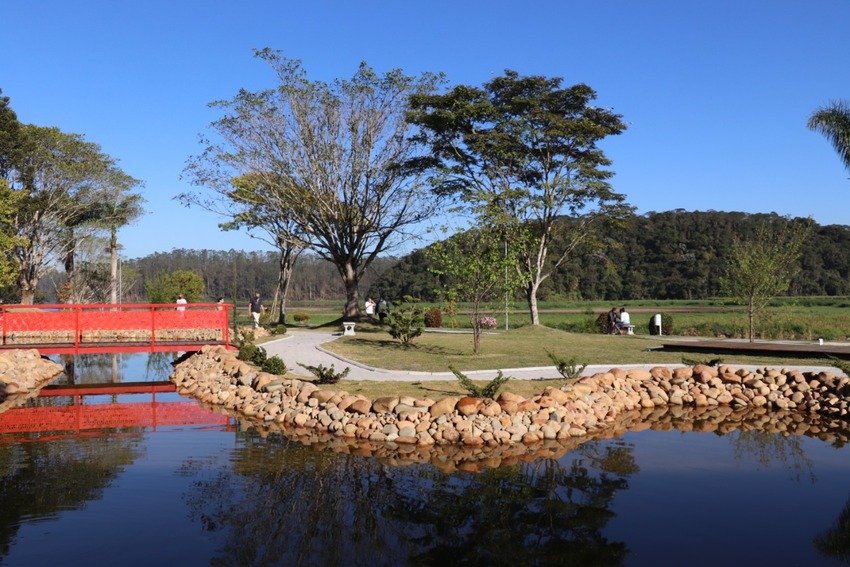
[368, 210, 850, 303]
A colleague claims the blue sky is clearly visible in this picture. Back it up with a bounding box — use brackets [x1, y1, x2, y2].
[2, 0, 848, 260]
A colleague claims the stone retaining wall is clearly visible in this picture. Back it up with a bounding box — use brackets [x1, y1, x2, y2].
[171, 346, 850, 454]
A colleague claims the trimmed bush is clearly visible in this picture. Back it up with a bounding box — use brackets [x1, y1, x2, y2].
[424, 306, 443, 328]
[261, 355, 287, 375]
[292, 312, 311, 324]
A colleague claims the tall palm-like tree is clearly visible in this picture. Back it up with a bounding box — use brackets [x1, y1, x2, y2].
[808, 99, 850, 175]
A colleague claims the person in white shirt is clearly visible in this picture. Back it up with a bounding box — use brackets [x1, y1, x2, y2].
[616, 307, 630, 334]
[176, 294, 187, 314]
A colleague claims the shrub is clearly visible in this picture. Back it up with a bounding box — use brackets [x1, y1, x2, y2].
[387, 295, 424, 345]
[478, 316, 498, 329]
[261, 355, 287, 375]
[263, 323, 287, 335]
[449, 365, 511, 399]
[594, 313, 608, 334]
[238, 342, 267, 366]
[292, 312, 311, 324]
[424, 306, 443, 328]
[661, 313, 674, 335]
[546, 350, 587, 382]
[298, 362, 350, 384]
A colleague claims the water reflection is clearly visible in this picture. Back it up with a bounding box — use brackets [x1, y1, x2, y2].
[0, 432, 144, 558]
[816, 496, 850, 564]
[2, 354, 850, 565]
[182, 431, 636, 566]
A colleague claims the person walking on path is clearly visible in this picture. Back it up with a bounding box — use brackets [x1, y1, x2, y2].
[248, 292, 265, 329]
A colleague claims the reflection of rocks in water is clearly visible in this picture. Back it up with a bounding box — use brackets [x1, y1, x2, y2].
[198, 400, 850, 473]
[0, 350, 64, 413]
[173, 347, 850, 471]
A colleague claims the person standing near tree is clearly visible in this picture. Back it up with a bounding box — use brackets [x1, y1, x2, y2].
[248, 292, 265, 329]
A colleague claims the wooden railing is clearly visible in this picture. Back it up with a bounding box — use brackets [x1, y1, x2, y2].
[0, 303, 233, 354]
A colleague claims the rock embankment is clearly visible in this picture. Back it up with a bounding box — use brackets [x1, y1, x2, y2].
[172, 346, 850, 448]
[0, 349, 65, 412]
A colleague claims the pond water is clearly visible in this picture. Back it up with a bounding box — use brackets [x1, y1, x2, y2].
[1, 354, 849, 566]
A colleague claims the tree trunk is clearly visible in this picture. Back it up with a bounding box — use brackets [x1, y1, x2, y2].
[110, 225, 118, 304]
[276, 250, 296, 325]
[18, 269, 36, 305]
[748, 296, 755, 342]
[524, 280, 541, 326]
[341, 262, 361, 319]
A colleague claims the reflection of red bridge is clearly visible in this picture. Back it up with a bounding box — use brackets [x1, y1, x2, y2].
[0, 303, 233, 355]
[0, 382, 232, 435]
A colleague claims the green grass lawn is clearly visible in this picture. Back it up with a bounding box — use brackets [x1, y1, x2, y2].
[320, 322, 840, 371]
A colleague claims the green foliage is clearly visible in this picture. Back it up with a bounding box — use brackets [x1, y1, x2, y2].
[263, 322, 287, 335]
[372, 211, 850, 302]
[292, 312, 311, 324]
[449, 365, 511, 399]
[146, 270, 205, 304]
[807, 99, 850, 173]
[238, 342, 268, 367]
[297, 362, 350, 385]
[261, 355, 287, 375]
[681, 356, 724, 367]
[720, 219, 811, 341]
[427, 228, 522, 353]
[386, 295, 424, 345]
[594, 313, 609, 334]
[0, 180, 25, 287]
[423, 306, 443, 328]
[232, 326, 255, 348]
[546, 350, 587, 382]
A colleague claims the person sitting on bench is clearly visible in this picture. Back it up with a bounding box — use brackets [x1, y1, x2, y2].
[615, 307, 631, 335]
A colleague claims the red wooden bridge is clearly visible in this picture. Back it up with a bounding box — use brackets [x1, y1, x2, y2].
[0, 382, 232, 436]
[0, 302, 234, 355]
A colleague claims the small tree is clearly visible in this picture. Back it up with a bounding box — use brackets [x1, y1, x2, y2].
[427, 227, 523, 354]
[386, 295, 424, 345]
[720, 219, 810, 341]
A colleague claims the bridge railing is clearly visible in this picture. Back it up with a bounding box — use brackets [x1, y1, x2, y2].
[0, 303, 233, 352]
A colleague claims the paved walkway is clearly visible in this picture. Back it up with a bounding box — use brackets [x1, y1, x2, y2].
[262, 330, 844, 382]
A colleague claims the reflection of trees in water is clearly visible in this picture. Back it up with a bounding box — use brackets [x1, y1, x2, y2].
[146, 352, 181, 380]
[182, 433, 637, 566]
[815, 495, 850, 564]
[0, 434, 143, 560]
[57, 353, 129, 385]
[729, 430, 815, 483]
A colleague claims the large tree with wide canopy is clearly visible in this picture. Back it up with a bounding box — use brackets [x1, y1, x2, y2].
[407, 70, 631, 324]
[183, 50, 442, 317]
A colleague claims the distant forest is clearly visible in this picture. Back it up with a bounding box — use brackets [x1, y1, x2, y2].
[24, 210, 850, 306]
[369, 211, 850, 302]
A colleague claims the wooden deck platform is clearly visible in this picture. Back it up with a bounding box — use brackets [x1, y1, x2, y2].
[660, 339, 850, 360]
